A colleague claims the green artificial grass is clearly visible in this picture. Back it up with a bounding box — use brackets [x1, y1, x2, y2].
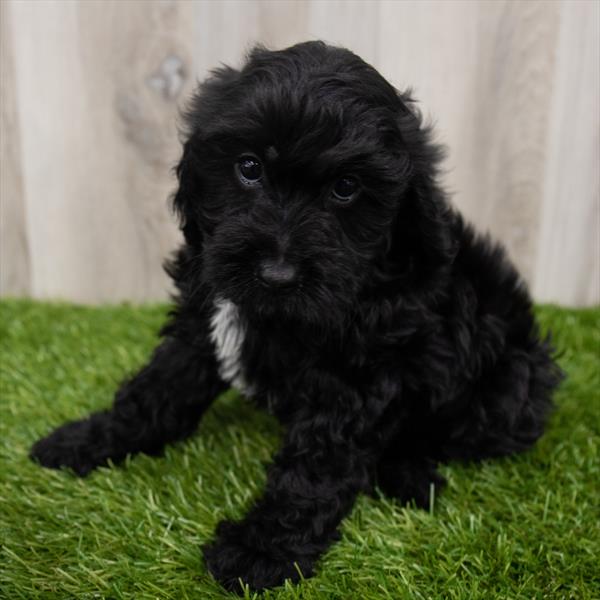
[0, 300, 598, 600]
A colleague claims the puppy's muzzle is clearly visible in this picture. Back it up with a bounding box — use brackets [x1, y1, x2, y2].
[258, 258, 298, 289]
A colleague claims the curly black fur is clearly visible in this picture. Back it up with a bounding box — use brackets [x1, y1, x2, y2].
[31, 41, 562, 593]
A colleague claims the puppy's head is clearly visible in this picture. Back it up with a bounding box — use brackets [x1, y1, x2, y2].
[173, 41, 455, 326]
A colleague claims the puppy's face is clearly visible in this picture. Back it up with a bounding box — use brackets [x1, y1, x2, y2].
[176, 43, 427, 326]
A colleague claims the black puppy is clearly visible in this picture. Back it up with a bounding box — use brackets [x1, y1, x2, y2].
[31, 41, 562, 593]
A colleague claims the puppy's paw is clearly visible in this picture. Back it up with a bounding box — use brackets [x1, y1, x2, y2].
[377, 457, 446, 509]
[203, 520, 313, 594]
[30, 412, 114, 477]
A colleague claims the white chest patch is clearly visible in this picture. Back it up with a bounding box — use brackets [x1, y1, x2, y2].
[209, 298, 252, 395]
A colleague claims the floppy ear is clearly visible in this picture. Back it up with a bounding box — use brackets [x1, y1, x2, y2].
[394, 174, 457, 282]
[171, 65, 242, 248]
[172, 138, 204, 248]
[388, 95, 458, 288]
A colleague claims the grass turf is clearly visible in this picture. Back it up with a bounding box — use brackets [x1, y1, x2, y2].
[0, 300, 598, 600]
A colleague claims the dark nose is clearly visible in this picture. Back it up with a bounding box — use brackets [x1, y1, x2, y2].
[258, 259, 298, 289]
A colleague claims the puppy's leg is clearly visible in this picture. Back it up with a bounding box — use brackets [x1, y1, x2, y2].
[203, 380, 381, 593]
[376, 454, 446, 509]
[370, 409, 446, 509]
[438, 343, 561, 463]
[30, 334, 224, 476]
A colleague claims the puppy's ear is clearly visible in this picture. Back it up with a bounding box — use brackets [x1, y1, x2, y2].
[388, 93, 458, 288]
[171, 66, 241, 248]
[172, 138, 203, 248]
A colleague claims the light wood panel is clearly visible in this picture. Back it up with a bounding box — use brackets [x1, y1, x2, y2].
[533, 0, 600, 305]
[0, 0, 30, 296]
[4, 0, 194, 302]
[1, 0, 598, 305]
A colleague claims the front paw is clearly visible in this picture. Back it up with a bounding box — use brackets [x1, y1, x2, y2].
[203, 521, 314, 594]
[377, 457, 446, 509]
[30, 412, 114, 477]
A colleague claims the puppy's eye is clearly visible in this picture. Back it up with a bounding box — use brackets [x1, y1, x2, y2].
[236, 156, 262, 185]
[331, 176, 360, 204]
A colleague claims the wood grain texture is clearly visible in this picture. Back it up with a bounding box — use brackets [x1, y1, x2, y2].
[7, 0, 193, 302]
[468, 1, 560, 283]
[533, 0, 600, 306]
[1, 0, 598, 305]
[0, 1, 31, 296]
[194, 0, 262, 79]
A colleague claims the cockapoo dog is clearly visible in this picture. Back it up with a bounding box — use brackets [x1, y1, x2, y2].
[31, 41, 562, 593]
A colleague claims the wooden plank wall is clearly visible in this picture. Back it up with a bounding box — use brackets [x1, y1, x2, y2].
[1, 0, 598, 305]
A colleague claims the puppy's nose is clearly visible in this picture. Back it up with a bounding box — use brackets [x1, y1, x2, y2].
[258, 259, 297, 289]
